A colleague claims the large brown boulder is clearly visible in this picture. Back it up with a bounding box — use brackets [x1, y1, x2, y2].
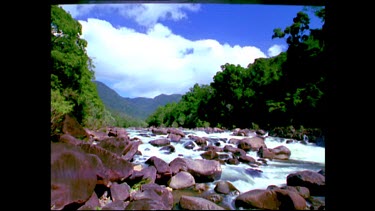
[77, 192, 101, 210]
[169, 157, 188, 174]
[214, 180, 239, 195]
[200, 150, 219, 160]
[277, 186, 311, 199]
[151, 127, 168, 135]
[110, 182, 131, 202]
[97, 137, 130, 156]
[59, 134, 83, 146]
[84, 129, 108, 142]
[102, 200, 129, 210]
[179, 195, 225, 210]
[238, 155, 256, 164]
[188, 135, 207, 147]
[125, 199, 167, 210]
[271, 145, 291, 160]
[160, 144, 176, 154]
[61, 114, 89, 140]
[238, 137, 266, 151]
[107, 126, 128, 138]
[145, 156, 172, 185]
[126, 183, 174, 210]
[274, 188, 307, 210]
[235, 189, 280, 210]
[79, 143, 134, 182]
[257, 146, 275, 160]
[223, 145, 247, 156]
[169, 158, 222, 183]
[121, 141, 141, 161]
[149, 138, 170, 146]
[51, 143, 99, 210]
[168, 171, 195, 190]
[167, 128, 186, 137]
[128, 165, 157, 184]
[168, 133, 183, 142]
[235, 187, 307, 210]
[287, 170, 325, 196]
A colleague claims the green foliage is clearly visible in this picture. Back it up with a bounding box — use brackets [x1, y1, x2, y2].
[272, 11, 310, 48]
[51, 89, 74, 122]
[51, 5, 114, 133]
[146, 7, 328, 131]
[208, 64, 248, 128]
[50, 5, 328, 133]
[109, 109, 148, 128]
[303, 6, 325, 22]
[196, 120, 210, 128]
[146, 106, 165, 127]
[50, 4, 328, 134]
[146, 84, 214, 129]
[293, 88, 305, 106]
[94, 81, 182, 121]
[266, 100, 287, 113]
[251, 122, 260, 130]
[51, 89, 75, 136]
[130, 178, 152, 192]
[268, 7, 327, 128]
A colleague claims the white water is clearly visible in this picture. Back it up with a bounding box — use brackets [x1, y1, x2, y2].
[126, 128, 325, 194]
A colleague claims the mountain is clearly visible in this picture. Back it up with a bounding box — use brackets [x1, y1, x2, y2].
[94, 81, 182, 120]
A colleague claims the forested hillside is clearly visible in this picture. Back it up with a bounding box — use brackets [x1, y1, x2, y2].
[51, 5, 112, 140]
[146, 6, 330, 133]
[94, 80, 182, 120]
[51, 4, 330, 140]
[50, 4, 182, 136]
[50, 5, 142, 139]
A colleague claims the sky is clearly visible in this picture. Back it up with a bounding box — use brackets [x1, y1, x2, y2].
[59, 3, 324, 99]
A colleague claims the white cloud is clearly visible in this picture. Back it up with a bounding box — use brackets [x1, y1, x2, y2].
[267, 44, 286, 57]
[79, 19, 267, 98]
[60, 4, 97, 18]
[118, 3, 200, 27]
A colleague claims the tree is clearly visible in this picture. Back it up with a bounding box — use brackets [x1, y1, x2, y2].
[272, 11, 310, 49]
[270, 7, 327, 128]
[51, 5, 113, 135]
[145, 7, 328, 131]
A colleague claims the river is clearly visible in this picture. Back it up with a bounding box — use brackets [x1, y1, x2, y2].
[124, 127, 325, 209]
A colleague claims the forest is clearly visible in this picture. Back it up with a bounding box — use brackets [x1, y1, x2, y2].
[147, 6, 328, 131]
[51, 4, 330, 140]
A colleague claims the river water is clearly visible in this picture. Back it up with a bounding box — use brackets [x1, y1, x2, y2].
[125, 127, 325, 207]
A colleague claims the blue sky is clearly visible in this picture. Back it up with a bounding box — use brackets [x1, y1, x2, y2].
[60, 3, 324, 98]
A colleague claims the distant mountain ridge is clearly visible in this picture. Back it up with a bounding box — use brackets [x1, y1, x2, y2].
[94, 81, 182, 120]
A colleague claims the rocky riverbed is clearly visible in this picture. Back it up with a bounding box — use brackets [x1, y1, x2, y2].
[51, 114, 325, 210]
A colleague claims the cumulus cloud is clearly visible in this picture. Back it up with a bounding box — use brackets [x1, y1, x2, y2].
[60, 4, 97, 18]
[267, 44, 286, 57]
[79, 19, 267, 98]
[59, 4, 273, 98]
[118, 3, 201, 27]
